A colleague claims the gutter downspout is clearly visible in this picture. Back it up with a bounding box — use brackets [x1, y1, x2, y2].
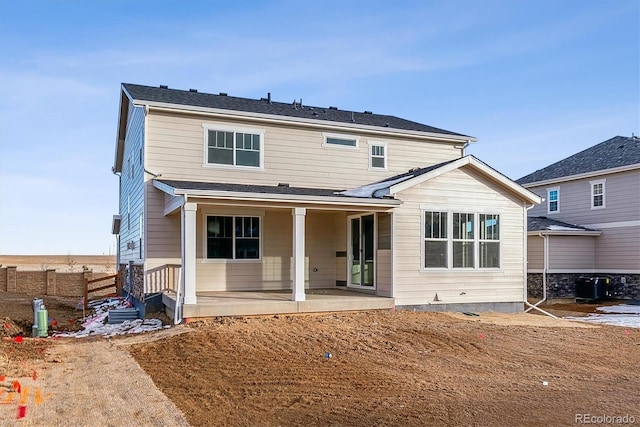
[524, 232, 557, 318]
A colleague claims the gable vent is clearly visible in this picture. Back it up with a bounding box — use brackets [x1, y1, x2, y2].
[159, 85, 168, 89]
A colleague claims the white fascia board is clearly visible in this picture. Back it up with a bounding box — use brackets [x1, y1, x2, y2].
[153, 180, 178, 196]
[389, 156, 543, 204]
[521, 163, 640, 188]
[527, 230, 602, 236]
[137, 101, 476, 144]
[178, 190, 401, 208]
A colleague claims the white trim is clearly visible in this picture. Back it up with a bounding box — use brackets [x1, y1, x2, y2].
[347, 213, 377, 290]
[164, 194, 185, 216]
[140, 102, 477, 143]
[547, 187, 560, 214]
[292, 207, 306, 301]
[582, 220, 640, 229]
[322, 132, 359, 149]
[367, 140, 387, 170]
[521, 163, 640, 188]
[202, 214, 263, 262]
[202, 122, 265, 170]
[182, 202, 198, 305]
[152, 180, 401, 209]
[590, 178, 606, 210]
[390, 156, 542, 205]
[390, 211, 396, 298]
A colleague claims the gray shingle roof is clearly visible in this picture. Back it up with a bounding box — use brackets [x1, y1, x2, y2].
[156, 179, 347, 198]
[517, 136, 640, 185]
[122, 83, 470, 137]
[527, 216, 598, 232]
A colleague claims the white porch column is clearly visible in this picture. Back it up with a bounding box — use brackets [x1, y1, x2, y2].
[292, 207, 306, 302]
[182, 202, 197, 305]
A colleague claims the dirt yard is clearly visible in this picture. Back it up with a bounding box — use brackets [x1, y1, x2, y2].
[1, 294, 639, 426]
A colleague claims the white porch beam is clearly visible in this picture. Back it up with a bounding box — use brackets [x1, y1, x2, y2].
[182, 202, 197, 305]
[292, 207, 306, 302]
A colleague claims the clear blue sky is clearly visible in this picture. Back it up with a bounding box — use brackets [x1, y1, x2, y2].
[1, 0, 638, 255]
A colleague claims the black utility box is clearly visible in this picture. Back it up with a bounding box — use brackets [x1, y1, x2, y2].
[575, 277, 612, 300]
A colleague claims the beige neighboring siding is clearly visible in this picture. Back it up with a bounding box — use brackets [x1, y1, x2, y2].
[119, 105, 145, 264]
[393, 167, 526, 306]
[547, 235, 595, 271]
[193, 209, 339, 292]
[376, 249, 392, 297]
[594, 226, 640, 271]
[527, 235, 544, 271]
[145, 111, 460, 189]
[527, 170, 640, 224]
[144, 183, 181, 271]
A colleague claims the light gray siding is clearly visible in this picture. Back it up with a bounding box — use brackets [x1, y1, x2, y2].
[526, 169, 640, 272]
[119, 106, 145, 264]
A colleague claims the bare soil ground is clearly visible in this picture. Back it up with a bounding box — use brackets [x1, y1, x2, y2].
[1, 294, 639, 426]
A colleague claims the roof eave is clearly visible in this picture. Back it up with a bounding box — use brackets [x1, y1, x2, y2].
[521, 163, 640, 188]
[528, 230, 602, 236]
[152, 180, 401, 208]
[131, 100, 476, 144]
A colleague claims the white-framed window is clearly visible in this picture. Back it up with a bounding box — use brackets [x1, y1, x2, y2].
[368, 142, 387, 169]
[423, 211, 500, 270]
[322, 132, 358, 149]
[479, 214, 500, 268]
[547, 188, 559, 213]
[203, 124, 264, 168]
[424, 211, 448, 268]
[590, 179, 605, 209]
[206, 215, 261, 260]
[453, 212, 474, 269]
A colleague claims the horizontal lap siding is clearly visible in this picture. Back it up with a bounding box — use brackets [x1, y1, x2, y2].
[195, 210, 339, 291]
[527, 170, 640, 224]
[594, 226, 640, 270]
[527, 235, 544, 270]
[145, 183, 181, 271]
[146, 112, 460, 189]
[393, 167, 526, 306]
[120, 106, 145, 264]
[548, 235, 595, 270]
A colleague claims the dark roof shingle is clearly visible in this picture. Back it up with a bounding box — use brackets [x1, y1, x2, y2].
[517, 136, 640, 185]
[122, 83, 470, 137]
[527, 216, 597, 232]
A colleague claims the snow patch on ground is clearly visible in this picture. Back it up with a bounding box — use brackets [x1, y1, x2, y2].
[54, 297, 169, 338]
[566, 304, 640, 328]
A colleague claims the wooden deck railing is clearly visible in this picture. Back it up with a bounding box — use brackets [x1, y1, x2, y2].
[83, 271, 122, 310]
[145, 264, 181, 294]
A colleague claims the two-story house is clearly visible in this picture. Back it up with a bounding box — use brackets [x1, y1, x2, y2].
[517, 135, 640, 301]
[112, 83, 540, 320]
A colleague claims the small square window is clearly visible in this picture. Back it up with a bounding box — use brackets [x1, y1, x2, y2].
[370, 144, 386, 169]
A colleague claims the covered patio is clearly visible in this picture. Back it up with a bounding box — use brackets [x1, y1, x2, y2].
[163, 288, 395, 318]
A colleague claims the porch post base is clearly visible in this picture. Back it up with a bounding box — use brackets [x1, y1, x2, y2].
[184, 295, 197, 305]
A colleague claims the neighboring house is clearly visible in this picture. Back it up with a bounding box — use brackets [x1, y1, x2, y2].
[112, 83, 541, 319]
[517, 135, 640, 300]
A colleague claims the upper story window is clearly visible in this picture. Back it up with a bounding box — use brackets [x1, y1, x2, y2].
[204, 124, 263, 168]
[323, 132, 358, 149]
[547, 188, 559, 213]
[368, 142, 387, 169]
[590, 179, 605, 209]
